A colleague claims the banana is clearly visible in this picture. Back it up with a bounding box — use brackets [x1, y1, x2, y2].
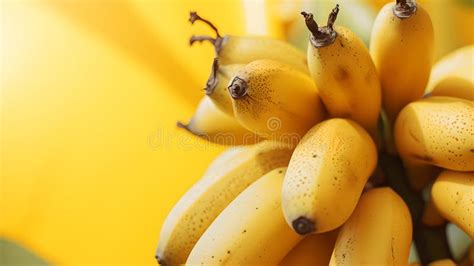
[279, 229, 339, 266]
[156, 142, 293, 265]
[428, 259, 457, 266]
[431, 170, 474, 239]
[366, 0, 471, 60]
[301, 6, 382, 139]
[426, 45, 474, 101]
[228, 59, 326, 145]
[177, 96, 260, 145]
[394, 96, 474, 190]
[282, 118, 377, 235]
[204, 58, 244, 116]
[188, 12, 309, 74]
[186, 167, 303, 265]
[329, 187, 413, 266]
[422, 197, 446, 227]
[370, 0, 434, 124]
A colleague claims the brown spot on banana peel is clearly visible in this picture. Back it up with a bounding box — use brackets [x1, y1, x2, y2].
[336, 66, 349, 80]
[292, 216, 316, 235]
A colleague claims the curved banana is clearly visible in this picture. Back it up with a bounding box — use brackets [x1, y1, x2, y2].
[282, 118, 377, 235]
[279, 229, 339, 266]
[431, 170, 474, 239]
[370, 0, 434, 124]
[204, 58, 244, 116]
[394, 96, 474, 190]
[329, 187, 412, 265]
[186, 167, 303, 265]
[177, 96, 260, 145]
[426, 45, 474, 101]
[156, 142, 293, 265]
[228, 59, 326, 145]
[302, 6, 381, 139]
[188, 12, 309, 74]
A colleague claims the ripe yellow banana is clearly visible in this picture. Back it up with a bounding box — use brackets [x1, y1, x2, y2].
[186, 167, 303, 265]
[370, 0, 434, 124]
[426, 45, 474, 101]
[178, 96, 260, 145]
[329, 187, 412, 265]
[282, 118, 377, 235]
[156, 142, 293, 265]
[204, 58, 244, 116]
[301, 6, 382, 139]
[188, 12, 309, 74]
[394, 96, 474, 190]
[431, 170, 474, 239]
[279, 229, 339, 266]
[228, 59, 326, 144]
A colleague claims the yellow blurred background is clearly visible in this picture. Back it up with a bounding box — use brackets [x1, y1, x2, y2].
[1, 0, 472, 265]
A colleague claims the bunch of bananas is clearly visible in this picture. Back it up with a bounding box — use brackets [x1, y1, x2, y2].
[156, 1, 473, 265]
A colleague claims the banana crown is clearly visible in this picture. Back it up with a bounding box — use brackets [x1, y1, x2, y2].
[393, 0, 417, 19]
[301, 4, 340, 48]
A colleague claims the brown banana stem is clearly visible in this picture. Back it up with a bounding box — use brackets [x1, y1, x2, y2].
[327, 4, 339, 31]
[393, 0, 416, 18]
[301, 5, 339, 48]
[396, 0, 407, 6]
[300, 12, 323, 38]
[189, 35, 216, 46]
[205, 58, 219, 95]
[189, 11, 221, 38]
[176, 121, 189, 130]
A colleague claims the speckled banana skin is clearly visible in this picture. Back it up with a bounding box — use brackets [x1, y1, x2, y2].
[186, 168, 303, 265]
[394, 96, 474, 190]
[156, 142, 293, 265]
[431, 170, 474, 239]
[307, 26, 382, 139]
[230, 59, 326, 143]
[282, 118, 377, 235]
[329, 188, 412, 266]
[370, 2, 434, 124]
